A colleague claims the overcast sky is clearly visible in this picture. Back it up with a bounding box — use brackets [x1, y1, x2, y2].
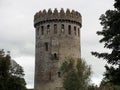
[0, 0, 114, 88]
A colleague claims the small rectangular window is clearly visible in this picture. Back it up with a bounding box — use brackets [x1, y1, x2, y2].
[41, 26, 44, 35]
[54, 24, 57, 34]
[74, 26, 76, 35]
[68, 25, 71, 35]
[45, 42, 48, 51]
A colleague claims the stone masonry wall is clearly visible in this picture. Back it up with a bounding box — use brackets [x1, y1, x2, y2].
[34, 8, 82, 90]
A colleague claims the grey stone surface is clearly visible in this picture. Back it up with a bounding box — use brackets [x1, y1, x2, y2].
[34, 8, 82, 90]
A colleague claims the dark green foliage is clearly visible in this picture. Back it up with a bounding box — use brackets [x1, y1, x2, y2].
[0, 50, 10, 78]
[0, 49, 27, 90]
[63, 70, 80, 90]
[114, 0, 120, 10]
[61, 57, 91, 90]
[7, 76, 26, 90]
[91, 0, 120, 87]
[100, 79, 120, 90]
[88, 84, 98, 90]
[100, 65, 120, 86]
[91, 9, 120, 65]
[91, 0, 120, 65]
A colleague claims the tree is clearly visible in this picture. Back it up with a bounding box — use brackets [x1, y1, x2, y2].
[100, 65, 120, 88]
[91, 0, 120, 65]
[60, 57, 91, 90]
[0, 49, 27, 90]
[91, 0, 120, 87]
[88, 84, 98, 90]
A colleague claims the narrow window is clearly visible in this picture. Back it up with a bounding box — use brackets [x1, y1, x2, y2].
[68, 25, 71, 35]
[47, 25, 50, 34]
[61, 24, 65, 33]
[45, 42, 48, 51]
[58, 72, 61, 78]
[78, 28, 80, 36]
[41, 26, 44, 35]
[74, 26, 76, 35]
[54, 24, 57, 34]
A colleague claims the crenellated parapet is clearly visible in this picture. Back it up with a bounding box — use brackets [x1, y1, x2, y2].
[34, 8, 82, 27]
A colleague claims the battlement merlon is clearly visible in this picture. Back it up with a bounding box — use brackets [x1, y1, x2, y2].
[34, 8, 82, 27]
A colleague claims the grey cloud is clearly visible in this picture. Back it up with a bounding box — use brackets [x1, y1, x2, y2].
[0, 0, 114, 88]
[14, 57, 35, 88]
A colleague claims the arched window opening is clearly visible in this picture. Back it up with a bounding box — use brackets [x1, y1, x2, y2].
[68, 25, 71, 35]
[51, 53, 59, 60]
[54, 53, 57, 59]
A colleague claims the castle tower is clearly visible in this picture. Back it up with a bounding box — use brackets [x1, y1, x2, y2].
[34, 8, 82, 90]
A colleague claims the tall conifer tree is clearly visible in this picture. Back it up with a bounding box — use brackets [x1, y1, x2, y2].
[92, 0, 120, 86]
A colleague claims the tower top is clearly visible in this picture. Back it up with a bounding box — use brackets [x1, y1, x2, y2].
[34, 8, 82, 27]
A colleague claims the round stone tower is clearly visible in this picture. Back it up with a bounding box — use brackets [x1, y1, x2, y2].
[34, 8, 82, 90]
